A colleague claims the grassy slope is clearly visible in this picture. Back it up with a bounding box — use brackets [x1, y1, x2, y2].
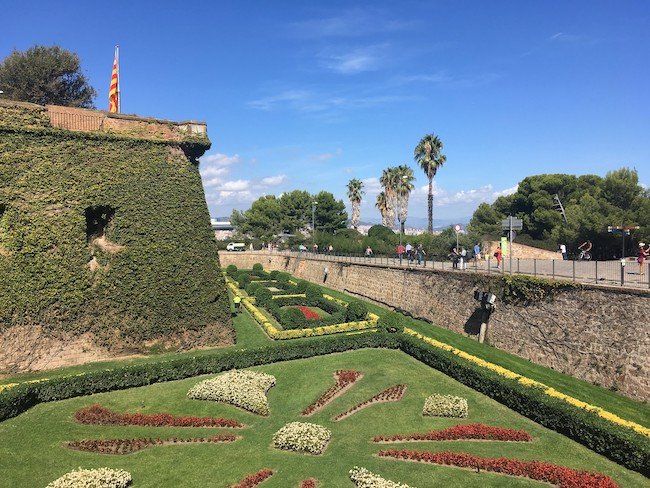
[1, 281, 648, 429]
[0, 348, 646, 488]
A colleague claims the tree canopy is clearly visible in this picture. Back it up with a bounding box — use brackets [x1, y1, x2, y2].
[0, 45, 96, 107]
[231, 190, 348, 240]
[468, 169, 649, 258]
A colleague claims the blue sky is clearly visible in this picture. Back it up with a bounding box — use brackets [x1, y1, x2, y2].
[3, 1, 649, 225]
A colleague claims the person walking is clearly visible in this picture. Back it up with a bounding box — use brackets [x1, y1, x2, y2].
[460, 247, 467, 270]
[559, 243, 567, 261]
[416, 244, 426, 265]
[365, 245, 373, 258]
[328, 244, 334, 255]
[450, 247, 460, 269]
[494, 245, 503, 268]
[638, 242, 649, 275]
[473, 242, 481, 262]
[405, 242, 413, 263]
[396, 243, 406, 261]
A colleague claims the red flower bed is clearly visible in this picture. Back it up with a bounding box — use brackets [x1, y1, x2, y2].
[334, 384, 406, 421]
[231, 469, 274, 488]
[299, 479, 318, 488]
[377, 450, 618, 488]
[302, 370, 362, 416]
[67, 434, 237, 455]
[75, 404, 244, 428]
[373, 423, 532, 443]
[296, 306, 320, 320]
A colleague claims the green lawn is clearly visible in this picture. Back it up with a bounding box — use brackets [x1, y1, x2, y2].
[1, 348, 646, 488]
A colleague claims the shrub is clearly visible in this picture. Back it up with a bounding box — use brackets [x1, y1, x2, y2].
[378, 311, 404, 333]
[295, 280, 309, 292]
[269, 270, 279, 279]
[423, 394, 468, 418]
[345, 301, 368, 322]
[349, 467, 411, 488]
[226, 264, 238, 276]
[245, 282, 261, 296]
[47, 468, 132, 488]
[254, 287, 272, 307]
[276, 272, 291, 283]
[252, 263, 264, 274]
[272, 421, 331, 454]
[187, 370, 276, 416]
[305, 284, 323, 305]
[232, 469, 274, 488]
[237, 273, 251, 288]
[282, 307, 307, 329]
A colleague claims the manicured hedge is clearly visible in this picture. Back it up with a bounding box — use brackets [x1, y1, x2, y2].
[0, 334, 397, 423]
[398, 334, 650, 475]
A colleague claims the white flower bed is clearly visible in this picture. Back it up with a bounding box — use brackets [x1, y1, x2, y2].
[422, 394, 468, 418]
[187, 369, 276, 416]
[272, 421, 331, 455]
[46, 468, 132, 488]
[349, 467, 413, 488]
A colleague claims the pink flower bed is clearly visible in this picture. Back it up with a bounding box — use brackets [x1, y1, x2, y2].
[299, 479, 318, 488]
[302, 370, 362, 416]
[296, 306, 320, 320]
[66, 434, 237, 454]
[377, 450, 618, 488]
[373, 423, 532, 443]
[334, 384, 406, 421]
[231, 469, 274, 488]
[75, 404, 244, 428]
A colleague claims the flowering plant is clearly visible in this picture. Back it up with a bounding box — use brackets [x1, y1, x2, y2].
[299, 479, 318, 488]
[373, 423, 532, 443]
[422, 394, 468, 418]
[46, 468, 132, 488]
[302, 370, 362, 416]
[349, 467, 413, 488]
[74, 404, 244, 428]
[377, 450, 618, 488]
[188, 369, 276, 416]
[272, 421, 331, 455]
[231, 469, 274, 488]
[334, 384, 406, 421]
[66, 434, 237, 454]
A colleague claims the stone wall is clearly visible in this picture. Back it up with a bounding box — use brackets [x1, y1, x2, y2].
[220, 251, 649, 401]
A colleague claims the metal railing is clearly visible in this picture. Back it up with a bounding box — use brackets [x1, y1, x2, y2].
[252, 250, 650, 290]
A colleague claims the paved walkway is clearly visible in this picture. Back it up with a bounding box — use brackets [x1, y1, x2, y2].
[259, 251, 650, 291]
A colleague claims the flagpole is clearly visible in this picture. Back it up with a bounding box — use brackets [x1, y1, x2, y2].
[116, 45, 120, 113]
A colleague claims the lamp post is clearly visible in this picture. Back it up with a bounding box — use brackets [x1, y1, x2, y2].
[312, 201, 318, 248]
[398, 175, 408, 246]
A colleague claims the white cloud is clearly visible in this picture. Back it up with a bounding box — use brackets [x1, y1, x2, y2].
[219, 180, 250, 192]
[200, 153, 240, 167]
[289, 9, 414, 38]
[312, 148, 343, 161]
[320, 46, 382, 74]
[247, 90, 310, 111]
[259, 175, 287, 187]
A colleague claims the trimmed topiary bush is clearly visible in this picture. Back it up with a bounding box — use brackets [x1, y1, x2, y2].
[252, 263, 264, 274]
[378, 311, 405, 333]
[237, 273, 251, 288]
[254, 287, 273, 307]
[226, 264, 238, 276]
[295, 280, 309, 293]
[282, 307, 307, 329]
[269, 270, 280, 280]
[245, 282, 261, 296]
[345, 301, 368, 322]
[276, 272, 291, 283]
[305, 284, 323, 305]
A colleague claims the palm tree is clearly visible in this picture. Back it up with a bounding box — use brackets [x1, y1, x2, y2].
[394, 165, 415, 235]
[414, 134, 446, 233]
[375, 191, 390, 227]
[380, 167, 399, 230]
[346, 179, 364, 230]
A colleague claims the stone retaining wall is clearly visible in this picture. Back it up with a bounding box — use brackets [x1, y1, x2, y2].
[220, 251, 649, 401]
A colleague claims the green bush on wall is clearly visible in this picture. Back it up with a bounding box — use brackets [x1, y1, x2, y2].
[0, 105, 233, 348]
[245, 282, 261, 296]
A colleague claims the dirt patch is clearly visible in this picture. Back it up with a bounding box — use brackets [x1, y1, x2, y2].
[91, 235, 125, 254]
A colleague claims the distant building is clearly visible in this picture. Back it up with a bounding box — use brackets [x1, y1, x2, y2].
[211, 219, 235, 240]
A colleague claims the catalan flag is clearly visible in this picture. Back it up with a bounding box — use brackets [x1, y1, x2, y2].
[108, 46, 119, 113]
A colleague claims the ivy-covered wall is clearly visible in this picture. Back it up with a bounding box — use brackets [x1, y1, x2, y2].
[0, 102, 233, 357]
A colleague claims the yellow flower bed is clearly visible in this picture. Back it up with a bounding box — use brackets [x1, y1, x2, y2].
[403, 328, 650, 437]
[242, 298, 378, 340]
[323, 294, 349, 306]
[271, 294, 306, 299]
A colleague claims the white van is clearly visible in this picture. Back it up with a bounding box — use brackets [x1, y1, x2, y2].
[226, 242, 246, 252]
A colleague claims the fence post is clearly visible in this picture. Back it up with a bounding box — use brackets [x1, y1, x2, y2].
[534, 259, 537, 277]
[595, 260, 598, 283]
[572, 260, 576, 282]
[620, 260, 625, 286]
[552, 260, 555, 280]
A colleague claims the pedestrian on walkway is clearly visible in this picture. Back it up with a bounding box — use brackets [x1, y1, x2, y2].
[494, 246, 503, 268]
[559, 243, 567, 261]
[638, 242, 649, 275]
[473, 242, 481, 261]
[405, 242, 413, 263]
[396, 243, 406, 261]
[460, 247, 467, 269]
[416, 244, 426, 265]
[365, 246, 373, 258]
[450, 247, 460, 269]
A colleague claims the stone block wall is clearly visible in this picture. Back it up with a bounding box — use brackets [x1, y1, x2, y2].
[220, 251, 649, 401]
